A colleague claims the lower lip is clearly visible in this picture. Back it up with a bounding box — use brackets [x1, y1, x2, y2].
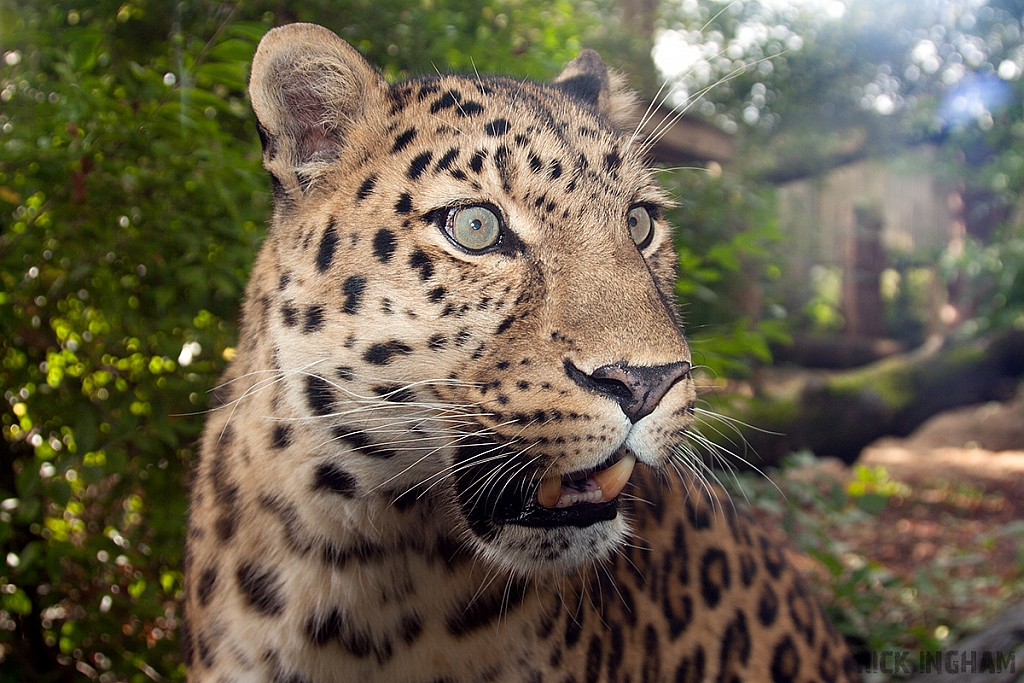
[505, 498, 618, 529]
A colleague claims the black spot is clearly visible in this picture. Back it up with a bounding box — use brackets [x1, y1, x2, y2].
[303, 305, 325, 333]
[236, 562, 285, 616]
[266, 651, 315, 683]
[395, 193, 413, 214]
[686, 498, 711, 530]
[428, 334, 448, 350]
[446, 580, 527, 637]
[674, 646, 706, 683]
[400, 614, 424, 644]
[214, 508, 238, 542]
[550, 159, 563, 179]
[495, 315, 515, 334]
[528, 152, 543, 173]
[460, 101, 484, 116]
[197, 566, 217, 607]
[607, 624, 624, 680]
[306, 608, 343, 646]
[356, 173, 378, 201]
[321, 537, 387, 567]
[484, 118, 510, 136]
[342, 275, 367, 315]
[787, 584, 816, 647]
[313, 462, 357, 497]
[761, 534, 785, 579]
[770, 636, 800, 683]
[336, 365, 355, 381]
[197, 631, 215, 668]
[429, 89, 462, 113]
[758, 582, 779, 626]
[271, 425, 291, 450]
[604, 150, 621, 173]
[333, 426, 399, 460]
[434, 148, 460, 172]
[717, 610, 752, 682]
[371, 384, 417, 403]
[258, 493, 314, 556]
[372, 229, 396, 263]
[493, 145, 513, 190]
[316, 223, 339, 273]
[661, 586, 693, 641]
[428, 286, 446, 303]
[642, 624, 661, 683]
[278, 272, 291, 290]
[391, 128, 417, 153]
[281, 303, 298, 327]
[469, 150, 486, 174]
[739, 553, 757, 587]
[407, 151, 433, 180]
[409, 249, 435, 280]
[583, 634, 603, 683]
[305, 375, 334, 416]
[699, 548, 730, 609]
[496, 360, 510, 370]
[363, 340, 413, 365]
[417, 83, 440, 100]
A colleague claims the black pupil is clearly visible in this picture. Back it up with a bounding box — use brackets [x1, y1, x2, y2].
[630, 216, 638, 228]
[471, 218, 482, 231]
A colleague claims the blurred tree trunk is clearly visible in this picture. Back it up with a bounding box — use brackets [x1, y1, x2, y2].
[706, 330, 1024, 465]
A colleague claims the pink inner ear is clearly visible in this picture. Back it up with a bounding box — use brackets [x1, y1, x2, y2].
[281, 75, 344, 165]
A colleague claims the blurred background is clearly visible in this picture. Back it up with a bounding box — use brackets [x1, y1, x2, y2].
[2, 0, 1024, 680]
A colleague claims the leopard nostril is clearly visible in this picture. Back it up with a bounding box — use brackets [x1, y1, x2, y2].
[565, 359, 691, 423]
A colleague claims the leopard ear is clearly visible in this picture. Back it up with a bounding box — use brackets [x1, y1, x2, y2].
[552, 50, 639, 132]
[249, 23, 388, 196]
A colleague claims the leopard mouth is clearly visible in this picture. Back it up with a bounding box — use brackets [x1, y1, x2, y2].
[453, 443, 636, 532]
[513, 451, 636, 528]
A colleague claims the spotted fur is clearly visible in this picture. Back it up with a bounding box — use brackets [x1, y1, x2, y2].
[183, 23, 859, 683]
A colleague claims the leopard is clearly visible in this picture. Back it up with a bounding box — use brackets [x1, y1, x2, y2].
[182, 22, 861, 683]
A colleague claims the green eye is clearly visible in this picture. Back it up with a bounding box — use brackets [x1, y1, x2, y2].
[627, 207, 653, 249]
[450, 206, 501, 251]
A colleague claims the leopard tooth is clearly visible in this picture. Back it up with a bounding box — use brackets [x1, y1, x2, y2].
[538, 474, 562, 508]
[592, 452, 636, 502]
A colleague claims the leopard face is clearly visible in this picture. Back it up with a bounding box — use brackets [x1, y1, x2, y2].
[242, 24, 695, 576]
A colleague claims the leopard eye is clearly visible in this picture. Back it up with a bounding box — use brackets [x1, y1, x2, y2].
[627, 206, 653, 249]
[448, 206, 501, 252]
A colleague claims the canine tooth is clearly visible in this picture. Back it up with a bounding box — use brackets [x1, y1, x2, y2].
[538, 474, 561, 508]
[592, 452, 636, 502]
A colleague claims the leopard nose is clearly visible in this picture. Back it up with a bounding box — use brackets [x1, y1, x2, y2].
[564, 360, 691, 423]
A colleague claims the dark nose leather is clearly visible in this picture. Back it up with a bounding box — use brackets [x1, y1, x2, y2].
[565, 359, 691, 423]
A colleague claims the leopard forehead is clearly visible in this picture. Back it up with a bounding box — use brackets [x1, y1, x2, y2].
[298, 74, 667, 241]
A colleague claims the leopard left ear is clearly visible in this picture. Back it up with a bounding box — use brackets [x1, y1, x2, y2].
[249, 23, 388, 197]
[552, 50, 639, 132]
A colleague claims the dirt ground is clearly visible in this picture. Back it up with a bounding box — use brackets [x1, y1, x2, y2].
[857, 393, 1024, 580]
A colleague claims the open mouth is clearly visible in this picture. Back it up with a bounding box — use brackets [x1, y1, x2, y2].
[454, 443, 637, 532]
[508, 451, 636, 529]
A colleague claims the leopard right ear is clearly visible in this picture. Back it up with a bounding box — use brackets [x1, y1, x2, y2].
[249, 23, 388, 197]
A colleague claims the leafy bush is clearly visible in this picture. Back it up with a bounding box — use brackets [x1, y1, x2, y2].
[665, 168, 790, 378]
[1, 4, 269, 680]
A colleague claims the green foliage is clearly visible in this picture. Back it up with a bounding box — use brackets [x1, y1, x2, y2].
[664, 168, 790, 378]
[0, 3, 272, 679]
[939, 225, 1024, 337]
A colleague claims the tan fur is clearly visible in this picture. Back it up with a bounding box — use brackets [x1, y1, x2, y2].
[183, 23, 859, 683]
